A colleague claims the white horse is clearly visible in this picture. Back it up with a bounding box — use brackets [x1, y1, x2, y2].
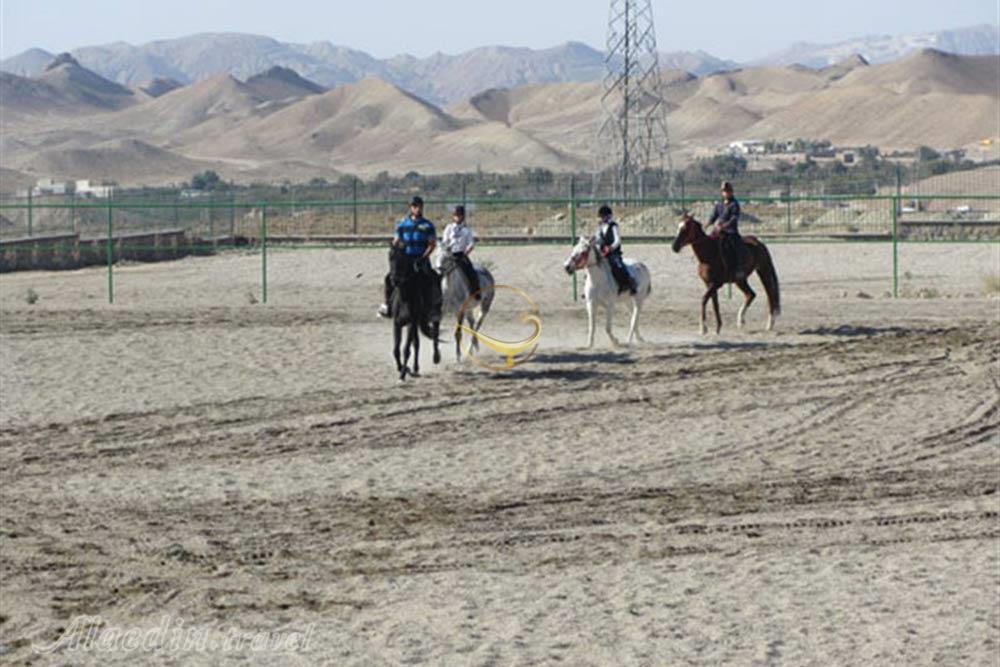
[435, 250, 496, 361]
[563, 236, 652, 347]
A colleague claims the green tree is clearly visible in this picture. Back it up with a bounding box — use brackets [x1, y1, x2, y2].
[190, 170, 222, 191]
[917, 145, 940, 161]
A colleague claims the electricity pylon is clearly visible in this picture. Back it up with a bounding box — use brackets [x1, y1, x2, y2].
[594, 0, 674, 200]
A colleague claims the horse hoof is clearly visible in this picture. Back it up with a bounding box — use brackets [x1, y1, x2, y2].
[410, 370, 421, 377]
[433, 351, 441, 364]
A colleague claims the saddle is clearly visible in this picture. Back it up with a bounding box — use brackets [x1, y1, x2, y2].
[716, 235, 751, 280]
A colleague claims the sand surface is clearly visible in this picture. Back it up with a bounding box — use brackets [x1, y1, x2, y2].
[1, 243, 998, 665]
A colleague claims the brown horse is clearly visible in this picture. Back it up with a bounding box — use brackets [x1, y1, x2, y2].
[671, 215, 781, 334]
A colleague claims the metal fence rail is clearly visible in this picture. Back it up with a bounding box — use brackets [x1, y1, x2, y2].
[2, 194, 998, 304]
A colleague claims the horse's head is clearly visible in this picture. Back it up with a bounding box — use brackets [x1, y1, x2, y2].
[563, 235, 596, 274]
[671, 214, 702, 253]
[435, 248, 456, 274]
[389, 243, 415, 283]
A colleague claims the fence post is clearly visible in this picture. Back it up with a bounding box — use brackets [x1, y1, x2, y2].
[209, 196, 215, 251]
[107, 199, 114, 304]
[785, 184, 792, 234]
[230, 191, 236, 239]
[570, 177, 578, 302]
[27, 189, 33, 237]
[892, 194, 899, 298]
[261, 204, 268, 304]
[352, 177, 358, 235]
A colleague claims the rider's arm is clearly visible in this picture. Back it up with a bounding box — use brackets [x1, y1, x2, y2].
[423, 236, 437, 258]
[464, 226, 475, 254]
[708, 203, 721, 225]
[393, 220, 404, 247]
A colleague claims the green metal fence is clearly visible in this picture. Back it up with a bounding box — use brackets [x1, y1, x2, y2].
[2, 193, 998, 304]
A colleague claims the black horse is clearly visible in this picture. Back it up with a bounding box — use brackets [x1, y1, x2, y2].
[389, 246, 441, 380]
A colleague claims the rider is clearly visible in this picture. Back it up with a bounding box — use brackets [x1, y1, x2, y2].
[595, 204, 637, 295]
[378, 196, 442, 319]
[440, 204, 481, 300]
[708, 181, 746, 279]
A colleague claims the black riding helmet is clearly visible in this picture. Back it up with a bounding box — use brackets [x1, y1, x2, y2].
[598, 204, 613, 218]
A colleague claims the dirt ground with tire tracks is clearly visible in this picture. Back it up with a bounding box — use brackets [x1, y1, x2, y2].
[1, 243, 998, 665]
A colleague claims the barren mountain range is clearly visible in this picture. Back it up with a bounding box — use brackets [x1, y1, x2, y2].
[1, 35, 738, 107]
[1, 42, 998, 188]
[4, 24, 996, 106]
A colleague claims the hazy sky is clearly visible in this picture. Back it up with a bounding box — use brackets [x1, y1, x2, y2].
[1, 0, 997, 60]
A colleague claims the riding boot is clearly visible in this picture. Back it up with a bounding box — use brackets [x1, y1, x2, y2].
[735, 241, 748, 280]
[456, 253, 481, 300]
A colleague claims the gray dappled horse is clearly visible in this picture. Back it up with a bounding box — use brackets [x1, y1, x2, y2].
[435, 250, 496, 362]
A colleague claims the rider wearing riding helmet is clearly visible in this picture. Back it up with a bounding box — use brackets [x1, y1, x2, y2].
[440, 204, 481, 300]
[595, 204, 637, 295]
[378, 195, 442, 319]
[708, 181, 746, 280]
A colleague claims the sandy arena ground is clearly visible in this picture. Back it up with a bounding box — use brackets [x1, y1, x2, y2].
[1, 242, 998, 665]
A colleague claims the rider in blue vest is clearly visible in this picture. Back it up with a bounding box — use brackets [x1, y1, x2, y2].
[379, 196, 442, 319]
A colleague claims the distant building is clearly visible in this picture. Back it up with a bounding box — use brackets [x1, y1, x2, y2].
[728, 140, 765, 155]
[75, 180, 115, 198]
[31, 178, 70, 196]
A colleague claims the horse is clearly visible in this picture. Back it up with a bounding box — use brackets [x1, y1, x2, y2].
[435, 250, 496, 362]
[563, 236, 652, 348]
[389, 246, 441, 380]
[671, 214, 781, 334]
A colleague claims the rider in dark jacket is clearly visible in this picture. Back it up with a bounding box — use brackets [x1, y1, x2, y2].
[708, 181, 746, 279]
[596, 205, 636, 295]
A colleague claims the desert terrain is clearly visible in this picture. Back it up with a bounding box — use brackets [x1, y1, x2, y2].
[1, 241, 997, 664]
[2, 47, 998, 185]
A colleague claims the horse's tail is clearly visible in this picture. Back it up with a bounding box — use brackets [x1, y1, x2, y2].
[754, 241, 781, 316]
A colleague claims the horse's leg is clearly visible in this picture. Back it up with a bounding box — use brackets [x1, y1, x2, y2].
[401, 323, 414, 378]
[586, 297, 596, 348]
[605, 302, 621, 347]
[700, 289, 711, 335]
[711, 289, 722, 334]
[626, 296, 641, 345]
[393, 321, 404, 377]
[471, 305, 487, 351]
[735, 279, 756, 330]
[454, 317, 463, 362]
[431, 320, 440, 365]
[411, 323, 421, 376]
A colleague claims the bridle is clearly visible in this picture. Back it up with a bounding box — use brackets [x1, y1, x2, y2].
[571, 243, 592, 271]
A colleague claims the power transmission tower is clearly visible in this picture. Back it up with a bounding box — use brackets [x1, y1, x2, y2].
[594, 0, 674, 201]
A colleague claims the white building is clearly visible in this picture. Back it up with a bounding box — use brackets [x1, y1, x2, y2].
[728, 140, 766, 155]
[75, 180, 115, 198]
[31, 178, 70, 196]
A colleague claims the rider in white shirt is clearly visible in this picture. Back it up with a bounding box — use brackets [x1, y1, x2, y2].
[441, 205, 481, 299]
